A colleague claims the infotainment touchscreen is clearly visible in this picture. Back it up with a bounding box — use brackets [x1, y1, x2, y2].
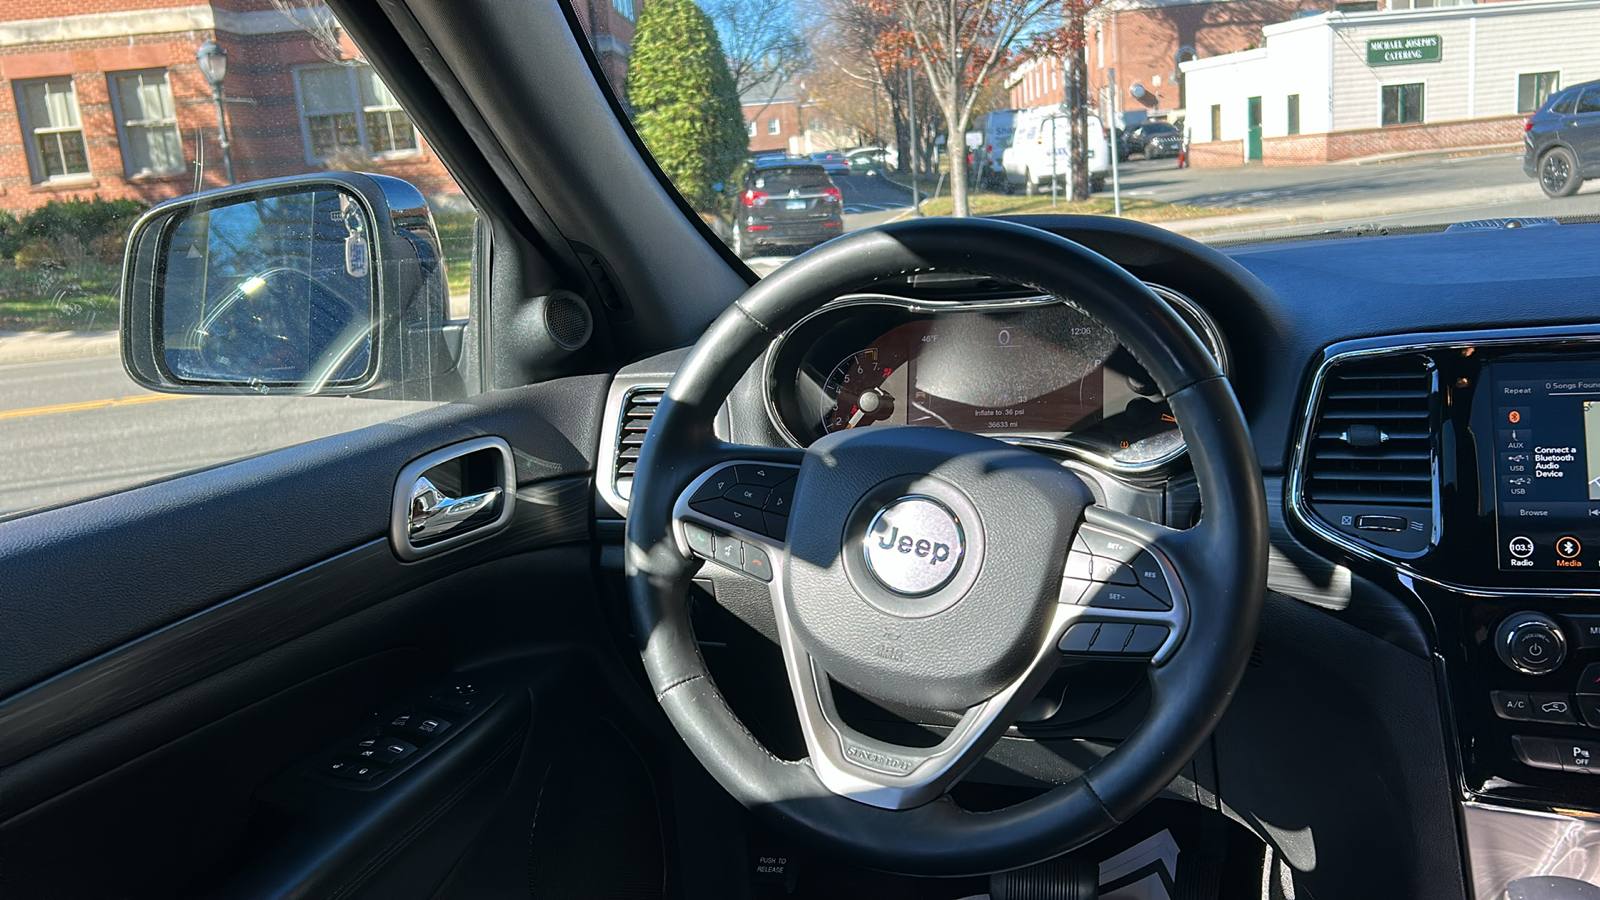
[1492, 360, 1600, 571]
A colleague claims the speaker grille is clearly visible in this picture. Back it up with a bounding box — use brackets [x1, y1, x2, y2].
[544, 294, 592, 349]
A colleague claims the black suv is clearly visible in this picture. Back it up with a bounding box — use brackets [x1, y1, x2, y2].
[1524, 79, 1600, 198]
[1125, 122, 1183, 160]
[732, 160, 844, 259]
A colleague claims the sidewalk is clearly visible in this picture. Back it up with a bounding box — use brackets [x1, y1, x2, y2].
[1331, 142, 1522, 167]
[0, 330, 119, 366]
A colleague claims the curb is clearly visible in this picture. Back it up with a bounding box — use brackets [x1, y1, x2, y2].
[1333, 143, 1522, 167]
[0, 330, 119, 366]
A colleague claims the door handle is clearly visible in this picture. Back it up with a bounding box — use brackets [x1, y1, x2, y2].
[408, 477, 503, 541]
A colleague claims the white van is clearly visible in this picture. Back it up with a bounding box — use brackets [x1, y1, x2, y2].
[1001, 107, 1110, 195]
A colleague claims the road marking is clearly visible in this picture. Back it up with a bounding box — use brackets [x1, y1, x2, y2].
[0, 392, 184, 421]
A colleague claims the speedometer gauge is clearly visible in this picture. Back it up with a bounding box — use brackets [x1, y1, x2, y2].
[822, 345, 911, 433]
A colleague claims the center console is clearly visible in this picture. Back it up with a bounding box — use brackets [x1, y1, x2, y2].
[1291, 327, 1600, 816]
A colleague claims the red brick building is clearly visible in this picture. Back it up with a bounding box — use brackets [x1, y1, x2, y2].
[0, 0, 643, 215]
[743, 81, 803, 154]
[1087, 0, 1335, 121]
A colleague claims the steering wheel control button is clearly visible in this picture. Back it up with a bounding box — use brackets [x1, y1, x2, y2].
[1124, 625, 1170, 656]
[1492, 691, 1533, 721]
[763, 479, 795, 515]
[1089, 623, 1134, 652]
[763, 512, 789, 541]
[694, 498, 765, 533]
[1513, 735, 1565, 772]
[861, 496, 964, 597]
[714, 534, 743, 567]
[1079, 529, 1141, 563]
[689, 469, 739, 506]
[683, 522, 716, 558]
[1083, 581, 1170, 612]
[735, 464, 794, 487]
[1091, 557, 1139, 585]
[1065, 550, 1094, 580]
[724, 484, 771, 509]
[1059, 577, 1093, 605]
[1525, 693, 1577, 724]
[1058, 623, 1098, 652]
[1496, 612, 1567, 675]
[742, 544, 774, 582]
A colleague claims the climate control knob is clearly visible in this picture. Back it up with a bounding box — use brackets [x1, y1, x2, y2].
[1495, 612, 1567, 676]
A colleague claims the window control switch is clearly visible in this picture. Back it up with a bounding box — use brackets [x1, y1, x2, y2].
[353, 738, 416, 764]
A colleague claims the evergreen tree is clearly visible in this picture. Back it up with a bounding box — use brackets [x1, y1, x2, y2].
[627, 0, 748, 212]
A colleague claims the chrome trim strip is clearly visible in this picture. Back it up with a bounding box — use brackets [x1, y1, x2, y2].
[759, 286, 1229, 475]
[1286, 326, 1600, 599]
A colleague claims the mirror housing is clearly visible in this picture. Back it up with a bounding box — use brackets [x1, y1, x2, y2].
[120, 172, 464, 399]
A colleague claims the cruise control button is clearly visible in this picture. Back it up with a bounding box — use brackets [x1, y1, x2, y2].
[1083, 581, 1169, 611]
[683, 522, 716, 558]
[692, 497, 765, 533]
[724, 484, 771, 509]
[1059, 622, 1098, 652]
[1512, 735, 1564, 772]
[742, 544, 773, 582]
[736, 464, 793, 487]
[1492, 690, 1532, 721]
[1090, 557, 1139, 585]
[1064, 550, 1094, 580]
[1124, 624, 1169, 655]
[1526, 692, 1577, 724]
[1129, 551, 1173, 604]
[1079, 530, 1142, 563]
[1059, 577, 1094, 605]
[1089, 623, 1134, 653]
[689, 469, 740, 505]
[713, 534, 743, 568]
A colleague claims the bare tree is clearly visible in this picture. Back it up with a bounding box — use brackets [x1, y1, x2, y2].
[267, 1, 357, 65]
[704, 0, 809, 115]
[868, 0, 1063, 216]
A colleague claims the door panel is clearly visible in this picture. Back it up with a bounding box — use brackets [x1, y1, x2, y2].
[0, 374, 614, 897]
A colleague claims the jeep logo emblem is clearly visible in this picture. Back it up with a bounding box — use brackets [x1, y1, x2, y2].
[862, 496, 964, 596]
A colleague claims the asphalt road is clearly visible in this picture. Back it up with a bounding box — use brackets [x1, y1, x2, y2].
[0, 354, 436, 517]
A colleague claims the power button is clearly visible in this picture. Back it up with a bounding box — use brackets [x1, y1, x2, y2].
[1496, 612, 1568, 676]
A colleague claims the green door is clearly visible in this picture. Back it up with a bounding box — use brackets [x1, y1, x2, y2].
[1247, 96, 1263, 161]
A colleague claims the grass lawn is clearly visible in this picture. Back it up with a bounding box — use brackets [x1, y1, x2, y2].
[915, 193, 1234, 223]
[0, 262, 121, 332]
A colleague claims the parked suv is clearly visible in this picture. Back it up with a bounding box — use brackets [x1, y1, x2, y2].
[1126, 122, 1184, 160]
[1525, 79, 1600, 198]
[732, 160, 844, 258]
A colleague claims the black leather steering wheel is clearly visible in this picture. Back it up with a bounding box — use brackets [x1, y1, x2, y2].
[626, 218, 1268, 876]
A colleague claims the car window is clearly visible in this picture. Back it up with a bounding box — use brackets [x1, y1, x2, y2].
[0, 7, 478, 519]
[753, 167, 832, 192]
[1579, 88, 1600, 115]
[567, 0, 1600, 272]
[1551, 90, 1579, 116]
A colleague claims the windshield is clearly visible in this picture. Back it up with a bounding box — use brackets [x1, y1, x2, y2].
[575, 0, 1600, 273]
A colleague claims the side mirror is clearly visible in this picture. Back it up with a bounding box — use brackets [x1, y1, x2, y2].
[120, 172, 463, 398]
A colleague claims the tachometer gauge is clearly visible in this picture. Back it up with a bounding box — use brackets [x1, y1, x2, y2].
[822, 346, 910, 433]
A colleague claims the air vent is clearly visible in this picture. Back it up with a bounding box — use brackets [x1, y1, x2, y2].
[613, 387, 663, 501]
[1306, 354, 1436, 507]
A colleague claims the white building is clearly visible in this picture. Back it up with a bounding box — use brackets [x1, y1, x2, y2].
[1180, 0, 1600, 165]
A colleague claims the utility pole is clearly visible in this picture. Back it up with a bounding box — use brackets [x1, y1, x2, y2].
[908, 61, 921, 216]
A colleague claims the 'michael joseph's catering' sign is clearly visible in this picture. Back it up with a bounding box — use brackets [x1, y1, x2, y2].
[1367, 35, 1443, 66]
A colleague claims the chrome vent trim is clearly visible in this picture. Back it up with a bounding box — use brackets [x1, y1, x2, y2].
[1304, 354, 1436, 507]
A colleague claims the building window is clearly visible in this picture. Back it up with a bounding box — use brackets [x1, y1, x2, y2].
[16, 77, 89, 183]
[1381, 83, 1424, 126]
[1210, 104, 1222, 142]
[747, 120, 757, 138]
[1518, 72, 1560, 114]
[768, 118, 780, 136]
[109, 70, 184, 177]
[295, 64, 419, 161]
[1286, 94, 1300, 136]
[613, 0, 634, 19]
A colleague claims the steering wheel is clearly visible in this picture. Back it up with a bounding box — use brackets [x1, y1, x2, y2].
[626, 218, 1268, 876]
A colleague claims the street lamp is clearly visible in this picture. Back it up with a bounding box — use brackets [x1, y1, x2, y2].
[196, 39, 235, 184]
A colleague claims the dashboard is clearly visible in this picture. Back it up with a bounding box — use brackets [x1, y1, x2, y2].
[764, 289, 1228, 470]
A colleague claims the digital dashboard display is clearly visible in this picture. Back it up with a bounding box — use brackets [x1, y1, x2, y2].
[1492, 360, 1600, 571]
[818, 308, 1117, 437]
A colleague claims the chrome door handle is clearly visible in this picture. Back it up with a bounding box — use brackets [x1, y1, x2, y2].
[407, 476, 502, 540]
